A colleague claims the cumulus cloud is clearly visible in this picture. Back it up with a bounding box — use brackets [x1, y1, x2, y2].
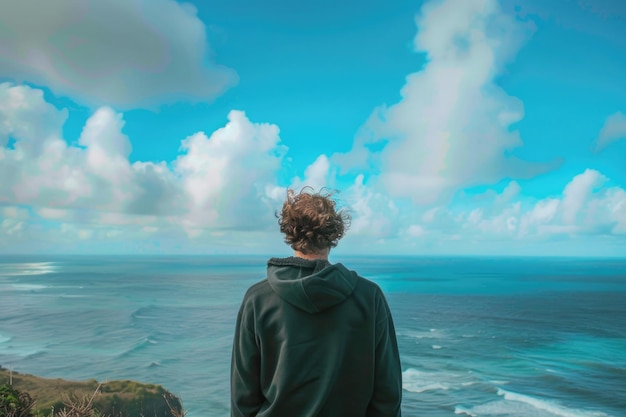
[0, 82, 67, 150]
[0, 83, 286, 238]
[337, 0, 555, 204]
[2, 206, 29, 220]
[456, 169, 626, 240]
[591, 188, 626, 234]
[594, 112, 626, 152]
[0, 0, 236, 108]
[495, 181, 521, 206]
[289, 154, 332, 192]
[406, 224, 426, 238]
[372, 168, 626, 255]
[561, 169, 606, 224]
[1, 218, 25, 238]
[518, 198, 559, 237]
[344, 174, 399, 238]
[175, 110, 287, 230]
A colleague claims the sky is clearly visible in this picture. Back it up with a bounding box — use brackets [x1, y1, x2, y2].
[0, 0, 625, 257]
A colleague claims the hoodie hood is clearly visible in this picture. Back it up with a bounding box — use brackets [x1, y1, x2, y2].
[267, 257, 358, 314]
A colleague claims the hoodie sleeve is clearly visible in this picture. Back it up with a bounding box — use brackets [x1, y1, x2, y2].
[367, 291, 402, 417]
[231, 296, 264, 417]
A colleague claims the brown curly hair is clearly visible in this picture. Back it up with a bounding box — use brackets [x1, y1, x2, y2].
[277, 187, 351, 254]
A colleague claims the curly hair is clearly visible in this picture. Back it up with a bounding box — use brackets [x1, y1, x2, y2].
[277, 187, 351, 254]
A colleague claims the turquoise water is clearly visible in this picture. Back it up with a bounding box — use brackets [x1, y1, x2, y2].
[0, 255, 625, 416]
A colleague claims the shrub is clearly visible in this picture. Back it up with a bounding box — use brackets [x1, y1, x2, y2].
[0, 383, 37, 417]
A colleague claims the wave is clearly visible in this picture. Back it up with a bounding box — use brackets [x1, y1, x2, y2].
[0, 346, 47, 359]
[497, 388, 612, 417]
[131, 306, 160, 320]
[23, 350, 47, 360]
[8, 284, 48, 291]
[488, 380, 510, 385]
[402, 368, 478, 393]
[398, 328, 447, 340]
[115, 337, 158, 359]
[0, 262, 58, 276]
[457, 389, 613, 417]
[455, 406, 477, 416]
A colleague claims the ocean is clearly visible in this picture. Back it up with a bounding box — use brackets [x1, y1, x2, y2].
[0, 255, 625, 417]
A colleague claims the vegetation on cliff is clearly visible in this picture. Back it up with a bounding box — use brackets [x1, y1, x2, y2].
[0, 366, 185, 417]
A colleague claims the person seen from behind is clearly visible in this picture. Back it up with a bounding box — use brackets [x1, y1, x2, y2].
[231, 187, 402, 416]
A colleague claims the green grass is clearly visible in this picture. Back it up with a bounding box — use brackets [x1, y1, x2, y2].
[0, 366, 184, 417]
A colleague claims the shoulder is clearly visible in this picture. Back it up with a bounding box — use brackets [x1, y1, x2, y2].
[240, 278, 274, 306]
[344, 268, 384, 298]
[346, 270, 392, 319]
[236, 279, 274, 328]
[338, 266, 388, 305]
[245, 278, 272, 297]
[355, 274, 383, 292]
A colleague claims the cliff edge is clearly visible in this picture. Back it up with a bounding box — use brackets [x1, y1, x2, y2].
[0, 366, 184, 417]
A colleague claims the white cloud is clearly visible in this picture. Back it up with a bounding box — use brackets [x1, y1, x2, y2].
[495, 181, 521, 206]
[595, 111, 626, 151]
[464, 202, 520, 236]
[77, 107, 136, 209]
[344, 174, 399, 238]
[406, 224, 426, 237]
[0, 82, 67, 150]
[561, 169, 606, 224]
[97, 212, 158, 227]
[585, 187, 626, 235]
[37, 207, 72, 220]
[290, 154, 332, 192]
[521, 198, 559, 231]
[364, 168, 626, 252]
[0, 83, 287, 236]
[1, 206, 29, 220]
[0, 0, 236, 108]
[421, 206, 456, 230]
[1, 219, 24, 237]
[79, 108, 131, 157]
[337, 0, 553, 204]
[175, 110, 287, 230]
[0, 206, 30, 245]
[455, 169, 625, 240]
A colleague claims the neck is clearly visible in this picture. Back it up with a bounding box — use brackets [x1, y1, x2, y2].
[294, 249, 329, 261]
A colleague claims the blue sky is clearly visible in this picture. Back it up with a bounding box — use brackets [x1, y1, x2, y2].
[1, 0, 625, 257]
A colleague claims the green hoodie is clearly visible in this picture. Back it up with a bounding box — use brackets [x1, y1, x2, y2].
[231, 257, 402, 417]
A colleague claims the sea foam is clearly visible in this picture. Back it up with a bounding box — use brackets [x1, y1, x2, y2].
[9, 284, 48, 291]
[0, 262, 58, 276]
[496, 389, 612, 417]
[455, 388, 613, 417]
[402, 368, 477, 393]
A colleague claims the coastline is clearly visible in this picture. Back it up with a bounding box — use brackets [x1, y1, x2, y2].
[0, 365, 184, 417]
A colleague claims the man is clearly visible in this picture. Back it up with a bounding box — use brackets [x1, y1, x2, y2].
[231, 188, 402, 417]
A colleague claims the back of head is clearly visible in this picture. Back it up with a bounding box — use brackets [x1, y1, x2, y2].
[277, 187, 351, 255]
